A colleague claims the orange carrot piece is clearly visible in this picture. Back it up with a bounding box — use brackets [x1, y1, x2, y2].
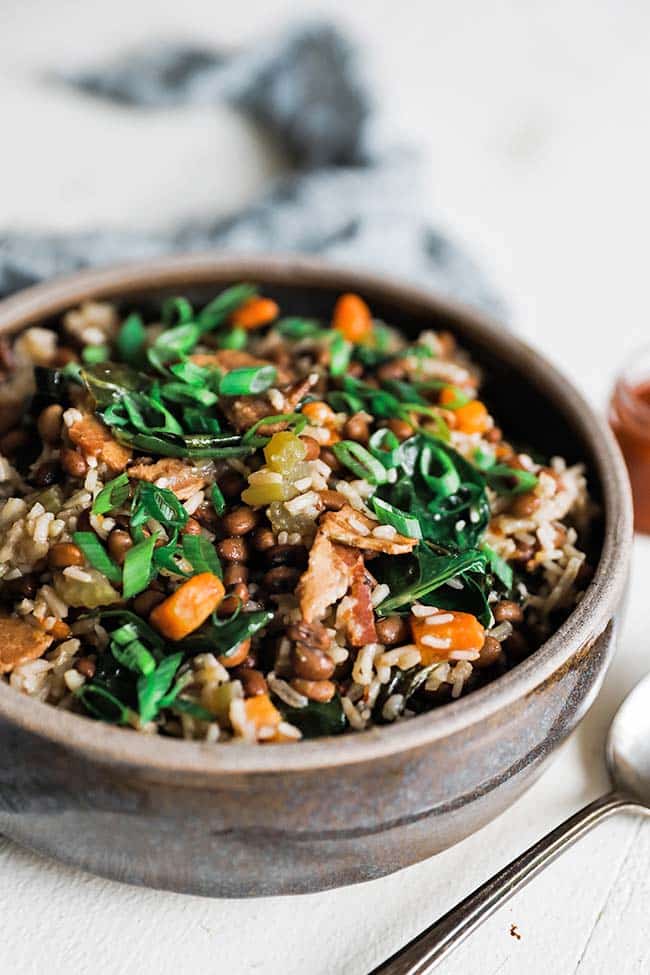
[150, 572, 225, 641]
[230, 297, 279, 330]
[244, 693, 282, 731]
[332, 293, 373, 343]
[439, 388, 491, 435]
[411, 610, 485, 665]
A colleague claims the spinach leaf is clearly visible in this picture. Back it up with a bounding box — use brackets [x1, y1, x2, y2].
[373, 665, 436, 722]
[277, 695, 346, 738]
[175, 610, 274, 657]
[376, 543, 487, 615]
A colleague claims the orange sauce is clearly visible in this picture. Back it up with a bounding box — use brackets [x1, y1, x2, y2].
[610, 378, 650, 532]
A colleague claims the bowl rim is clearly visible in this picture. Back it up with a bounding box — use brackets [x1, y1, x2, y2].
[0, 253, 633, 776]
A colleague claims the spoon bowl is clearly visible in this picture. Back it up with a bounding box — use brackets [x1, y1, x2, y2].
[607, 672, 650, 805]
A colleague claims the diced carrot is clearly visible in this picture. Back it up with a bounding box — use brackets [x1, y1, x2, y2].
[439, 389, 491, 435]
[411, 610, 485, 665]
[302, 400, 341, 445]
[302, 400, 337, 426]
[243, 693, 282, 732]
[150, 572, 225, 641]
[332, 293, 373, 343]
[230, 297, 279, 330]
[49, 620, 71, 640]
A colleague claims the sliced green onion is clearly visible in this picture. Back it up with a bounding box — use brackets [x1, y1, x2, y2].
[161, 296, 194, 327]
[331, 441, 388, 485]
[116, 312, 147, 364]
[72, 531, 122, 585]
[131, 483, 189, 532]
[329, 333, 352, 377]
[485, 464, 538, 496]
[419, 443, 461, 498]
[92, 473, 130, 516]
[122, 533, 158, 599]
[219, 365, 277, 396]
[160, 382, 218, 407]
[217, 327, 247, 350]
[169, 360, 213, 386]
[75, 684, 132, 724]
[137, 652, 184, 723]
[197, 284, 258, 332]
[371, 496, 422, 539]
[473, 445, 496, 471]
[182, 409, 222, 434]
[97, 609, 164, 649]
[242, 412, 307, 445]
[169, 698, 214, 721]
[438, 384, 471, 409]
[110, 633, 157, 676]
[82, 345, 110, 365]
[368, 428, 401, 469]
[326, 391, 365, 414]
[182, 535, 222, 578]
[275, 317, 322, 339]
[211, 482, 226, 515]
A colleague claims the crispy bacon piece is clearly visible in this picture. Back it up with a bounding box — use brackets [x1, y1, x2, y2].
[0, 616, 53, 674]
[320, 504, 417, 555]
[127, 458, 214, 500]
[341, 556, 378, 647]
[68, 415, 131, 472]
[221, 375, 316, 434]
[298, 532, 353, 623]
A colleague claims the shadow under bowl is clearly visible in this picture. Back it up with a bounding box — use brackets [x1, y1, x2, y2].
[0, 254, 633, 896]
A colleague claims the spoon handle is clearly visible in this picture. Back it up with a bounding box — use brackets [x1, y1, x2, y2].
[371, 790, 645, 975]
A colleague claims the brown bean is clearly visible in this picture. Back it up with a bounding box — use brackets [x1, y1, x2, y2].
[319, 489, 347, 511]
[75, 656, 96, 679]
[386, 418, 414, 441]
[512, 541, 535, 564]
[484, 425, 502, 444]
[238, 668, 268, 697]
[106, 529, 133, 566]
[48, 542, 85, 569]
[342, 412, 370, 444]
[291, 643, 335, 681]
[377, 359, 407, 382]
[263, 566, 301, 593]
[290, 677, 336, 702]
[510, 491, 540, 518]
[133, 589, 166, 616]
[218, 638, 251, 668]
[37, 404, 64, 444]
[224, 562, 249, 587]
[217, 536, 249, 563]
[300, 436, 321, 461]
[251, 527, 276, 552]
[320, 447, 343, 473]
[503, 630, 529, 662]
[265, 544, 308, 568]
[475, 636, 503, 669]
[217, 584, 250, 617]
[3, 573, 38, 599]
[493, 600, 523, 624]
[32, 460, 61, 487]
[60, 447, 88, 479]
[0, 428, 27, 456]
[221, 505, 258, 536]
[219, 470, 247, 498]
[287, 620, 331, 652]
[375, 615, 410, 646]
[181, 517, 202, 536]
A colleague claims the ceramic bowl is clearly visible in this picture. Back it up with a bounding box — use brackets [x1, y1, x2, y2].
[0, 255, 633, 896]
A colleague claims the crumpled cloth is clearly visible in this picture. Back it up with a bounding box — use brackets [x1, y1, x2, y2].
[0, 22, 502, 315]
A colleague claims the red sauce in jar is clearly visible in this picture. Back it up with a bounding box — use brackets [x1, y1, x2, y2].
[610, 377, 650, 532]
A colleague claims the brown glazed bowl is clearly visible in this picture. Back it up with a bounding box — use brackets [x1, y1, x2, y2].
[0, 255, 632, 897]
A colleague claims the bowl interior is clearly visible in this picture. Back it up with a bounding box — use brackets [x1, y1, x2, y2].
[0, 256, 629, 774]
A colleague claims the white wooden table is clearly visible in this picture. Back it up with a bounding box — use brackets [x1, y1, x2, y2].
[2, 3, 650, 972]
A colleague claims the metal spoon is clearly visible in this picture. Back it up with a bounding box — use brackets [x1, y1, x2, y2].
[371, 672, 650, 975]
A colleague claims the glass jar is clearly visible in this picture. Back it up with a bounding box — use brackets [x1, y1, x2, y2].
[610, 345, 650, 533]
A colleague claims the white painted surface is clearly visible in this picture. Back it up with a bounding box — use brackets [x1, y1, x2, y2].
[1, 2, 649, 972]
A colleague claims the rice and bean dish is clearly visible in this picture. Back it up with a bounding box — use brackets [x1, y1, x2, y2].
[0, 286, 593, 743]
